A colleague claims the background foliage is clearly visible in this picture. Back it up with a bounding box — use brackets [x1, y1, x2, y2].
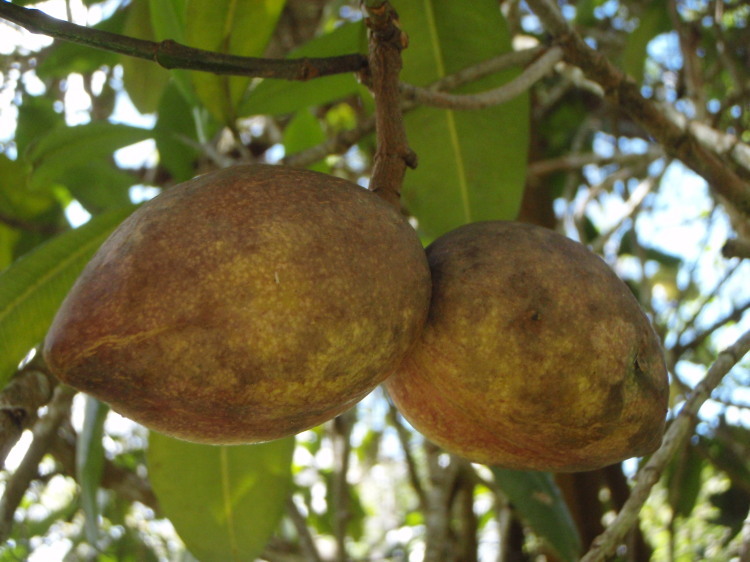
[0, 0, 749, 560]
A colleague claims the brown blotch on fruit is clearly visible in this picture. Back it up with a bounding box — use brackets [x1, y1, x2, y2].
[385, 221, 668, 472]
[44, 164, 431, 444]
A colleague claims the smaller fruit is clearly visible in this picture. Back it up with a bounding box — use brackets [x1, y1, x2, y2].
[386, 221, 669, 472]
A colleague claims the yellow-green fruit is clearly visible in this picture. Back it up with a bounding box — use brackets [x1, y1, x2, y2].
[44, 164, 431, 444]
[385, 221, 668, 472]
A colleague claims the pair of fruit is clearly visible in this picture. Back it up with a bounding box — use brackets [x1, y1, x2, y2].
[44, 165, 668, 472]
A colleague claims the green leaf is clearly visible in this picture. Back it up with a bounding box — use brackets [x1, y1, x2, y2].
[14, 95, 63, 156]
[241, 21, 367, 116]
[121, 0, 171, 114]
[148, 433, 295, 562]
[666, 442, 704, 519]
[59, 162, 135, 214]
[148, 0, 197, 105]
[621, 3, 671, 84]
[0, 205, 136, 387]
[0, 154, 56, 222]
[184, 0, 287, 123]
[27, 122, 152, 190]
[282, 109, 327, 172]
[77, 396, 109, 545]
[149, 0, 186, 42]
[491, 467, 582, 562]
[154, 83, 202, 183]
[396, 0, 530, 239]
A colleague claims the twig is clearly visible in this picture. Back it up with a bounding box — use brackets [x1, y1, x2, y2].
[285, 47, 544, 169]
[668, 262, 743, 366]
[0, 385, 76, 543]
[660, 102, 750, 178]
[527, 148, 663, 177]
[331, 412, 355, 562]
[286, 496, 323, 562]
[42, 420, 161, 513]
[581, 328, 750, 562]
[0, 367, 58, 468]
[386, 403, 427, 510]
[412, 46, 544, 93]
[364, 1, 416, 208]
[424, 442, 459, 562]
[670, 300, 750, 361]
[0, 2, 366, 80]
[589, 173, 660, 254]
[524, 0, 750, 217]
[399, 46, 562, 110]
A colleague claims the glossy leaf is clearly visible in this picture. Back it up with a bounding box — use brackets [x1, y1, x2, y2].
[397, 0, 529, 239]
[491, 467, 582, 562]
[148, 433, 295, 562]
[27, 122, 152, 190]
[184, 0, 286, 123]
[241, 21, 367, 116]
[76, 396, 109, 545]
[0, 205, 136, 387]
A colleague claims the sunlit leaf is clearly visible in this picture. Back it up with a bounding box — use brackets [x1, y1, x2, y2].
[397, 0, 529, 239]
[148, 433, 295, 562]
[184, 0, 287, 123]
[241, 21, 367, 116]
[491, 467, 582, 562]
[0, 206, 135, 387]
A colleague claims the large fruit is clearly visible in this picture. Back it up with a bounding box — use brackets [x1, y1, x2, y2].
[44, 164, 431, 443]
[385, 221, 668, 472]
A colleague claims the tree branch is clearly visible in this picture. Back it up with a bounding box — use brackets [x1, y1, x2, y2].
[723, 238, 750, 260]
[399, 46, 562, 110]
[0, 385, 76, 544]
[0, 367, 58, 468]
[364, 1, 416, 208]
[581, 328, 750, 562]
[285, 47, 545, 169]
[525, 0, 750, 217]
[286, 496, 323, 562]
[0, 2, 366, 80]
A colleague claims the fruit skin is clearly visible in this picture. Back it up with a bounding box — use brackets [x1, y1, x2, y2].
[44, 164, 431, 444]
[385, 221, 668, 472]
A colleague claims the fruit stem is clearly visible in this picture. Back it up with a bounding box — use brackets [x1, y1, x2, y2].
[364, 1, 417, 210]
